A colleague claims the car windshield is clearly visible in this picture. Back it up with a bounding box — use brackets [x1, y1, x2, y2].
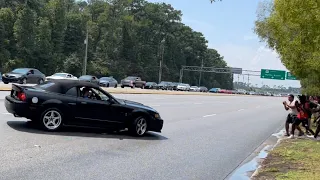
[100, 77, 111, 80]
[91, 88, 109, 101]
[53, 73, 67, 77]
[11, 68, 29, 74]
[125, 77, 137, 80]
[79, 75, 92, 80]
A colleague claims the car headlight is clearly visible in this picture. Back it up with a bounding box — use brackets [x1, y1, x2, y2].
[154, 113, 161, 119]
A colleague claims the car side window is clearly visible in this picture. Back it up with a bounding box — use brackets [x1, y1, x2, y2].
[65, 87, 78, 97]
[67, 74, 72, 78]
[34, 70, 41, 75]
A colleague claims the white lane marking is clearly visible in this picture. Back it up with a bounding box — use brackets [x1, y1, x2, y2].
[194, 103, 203, 105]
[203, 114, 217, 118]
[238, 109, 245, 112]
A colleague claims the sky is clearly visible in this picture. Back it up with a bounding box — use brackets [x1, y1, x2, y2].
[147, 0, 301, 88]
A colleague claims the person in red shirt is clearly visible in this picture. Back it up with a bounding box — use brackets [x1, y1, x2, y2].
[290, 95, 315, 139]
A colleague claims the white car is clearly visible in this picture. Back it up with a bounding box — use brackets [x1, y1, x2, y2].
[46, 73, 78, 81]
[177, 83, 191, 91]
[190, 86, 200, 92]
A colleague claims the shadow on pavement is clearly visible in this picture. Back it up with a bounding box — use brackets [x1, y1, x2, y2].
[7, 120, 168, 141]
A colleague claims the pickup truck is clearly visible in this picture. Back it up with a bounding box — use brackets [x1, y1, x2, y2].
[121, 76, 146, 89]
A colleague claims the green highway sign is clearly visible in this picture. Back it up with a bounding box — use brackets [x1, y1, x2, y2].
[260, 69, 286, 80]
[286, 72, 297, 80]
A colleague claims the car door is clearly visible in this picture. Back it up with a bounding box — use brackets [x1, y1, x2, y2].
[26, 70, 36, 84]
[75, 87, 117, 128]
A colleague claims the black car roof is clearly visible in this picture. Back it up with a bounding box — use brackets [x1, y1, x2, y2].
[38, 79, 100, 94]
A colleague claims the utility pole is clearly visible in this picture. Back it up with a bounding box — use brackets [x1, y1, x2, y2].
[247, 74, 250, 87]
[83, 23, 88, 75]
[158, 39, 165, 83]
[198, 57, 204, 86]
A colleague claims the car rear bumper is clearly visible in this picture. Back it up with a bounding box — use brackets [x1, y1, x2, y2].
[4, 96, 37, 119]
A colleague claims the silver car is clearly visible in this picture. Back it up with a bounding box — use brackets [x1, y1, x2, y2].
[99, 77, 118, 88]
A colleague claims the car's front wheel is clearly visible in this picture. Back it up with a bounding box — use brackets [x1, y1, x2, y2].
[40, 108, 63, 131]
[130, 116, 148, 136]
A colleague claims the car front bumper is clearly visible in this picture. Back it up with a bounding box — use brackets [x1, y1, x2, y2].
[148, 117, 164, 133]
[2, 77, 22, 83]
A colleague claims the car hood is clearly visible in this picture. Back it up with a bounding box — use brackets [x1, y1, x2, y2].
[116, 98, 157, 113]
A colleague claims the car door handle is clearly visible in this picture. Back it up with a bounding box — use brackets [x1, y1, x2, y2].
[68, 103, 76, 105]
[81, 102, 87, 104]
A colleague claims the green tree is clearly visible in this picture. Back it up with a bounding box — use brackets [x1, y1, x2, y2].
[254, 0, 319, 94]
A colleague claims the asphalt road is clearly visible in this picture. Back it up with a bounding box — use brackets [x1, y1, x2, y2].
[0, 91, 286, 180]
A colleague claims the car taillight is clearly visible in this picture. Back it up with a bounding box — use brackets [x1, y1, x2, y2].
[17, 92, 26, 101]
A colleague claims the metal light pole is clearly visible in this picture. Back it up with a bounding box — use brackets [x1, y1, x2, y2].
[83, 25, 88, 75]
[158, 39, 165, 83]
[198, 57, 203, 86]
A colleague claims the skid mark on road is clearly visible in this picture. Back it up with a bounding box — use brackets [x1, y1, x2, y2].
[203, 114, 217, 118]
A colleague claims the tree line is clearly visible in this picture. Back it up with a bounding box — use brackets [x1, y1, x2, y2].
[254, 0, 319, 95]
[0, 0, 233, 89]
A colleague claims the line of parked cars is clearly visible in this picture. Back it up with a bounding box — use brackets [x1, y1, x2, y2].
[0, 68, 209, 92]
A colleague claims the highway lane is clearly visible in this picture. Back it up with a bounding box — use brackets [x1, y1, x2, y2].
[0, 92, 286, 180]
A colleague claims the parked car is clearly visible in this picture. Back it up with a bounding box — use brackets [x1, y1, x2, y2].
[145, 82, 157, 89]
[99, 77, 118, 88]
[156, 81, 173, 90]
[209, 88, 220, 93]
[177, 83, 190, 91]
[190, 86, 200, 92]
[199, 86, 208, 92]
[79, 75, 99, 85]
[46, 73, 78, 81]
[4, 80, 163, 136]
[2, 68, 46, 84]
[121, 76, 146, 89]
[171, 82, 180, 91]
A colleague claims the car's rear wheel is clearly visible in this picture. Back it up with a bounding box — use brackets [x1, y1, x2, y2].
[121, 85, 124, 88]
[129, 116, 148, 136]
[3, 82, 8, 84]
[40, 108, 63, 131]
[106, 83, 109, 87]
[141, 85, 145, 89]
[131, 84, 135, 89]
[114, 84, 117, 88]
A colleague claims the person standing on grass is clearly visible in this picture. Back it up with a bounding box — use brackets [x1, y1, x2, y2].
[290, 95, 315, 139]
[283, 94, 304, 136]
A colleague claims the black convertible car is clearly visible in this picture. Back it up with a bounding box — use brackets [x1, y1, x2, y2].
[4, 80, 163, 136]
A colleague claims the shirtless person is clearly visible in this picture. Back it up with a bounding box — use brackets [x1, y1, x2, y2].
[283, 94, 304, 136]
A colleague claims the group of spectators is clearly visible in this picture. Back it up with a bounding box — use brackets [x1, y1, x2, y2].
[283, 94, 320, 139]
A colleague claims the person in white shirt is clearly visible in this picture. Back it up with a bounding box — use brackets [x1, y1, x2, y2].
[283, 94, 304, 136]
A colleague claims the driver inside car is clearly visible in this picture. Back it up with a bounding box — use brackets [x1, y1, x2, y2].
[82, 88, 92, 99]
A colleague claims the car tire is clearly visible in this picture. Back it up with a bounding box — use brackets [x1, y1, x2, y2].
[106, 83, 109, 88]
[141, 85, 145, 89]
[40, 108, 64, 132]
[3, 82, 8, 84]
[129, 116, 148, 136]
[131, 84, 135, 89]
[38, 79, 44, 84]
[121, 85, 124, 88]
[114, 84, 117, 88]
[20, 78, 27, 84]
